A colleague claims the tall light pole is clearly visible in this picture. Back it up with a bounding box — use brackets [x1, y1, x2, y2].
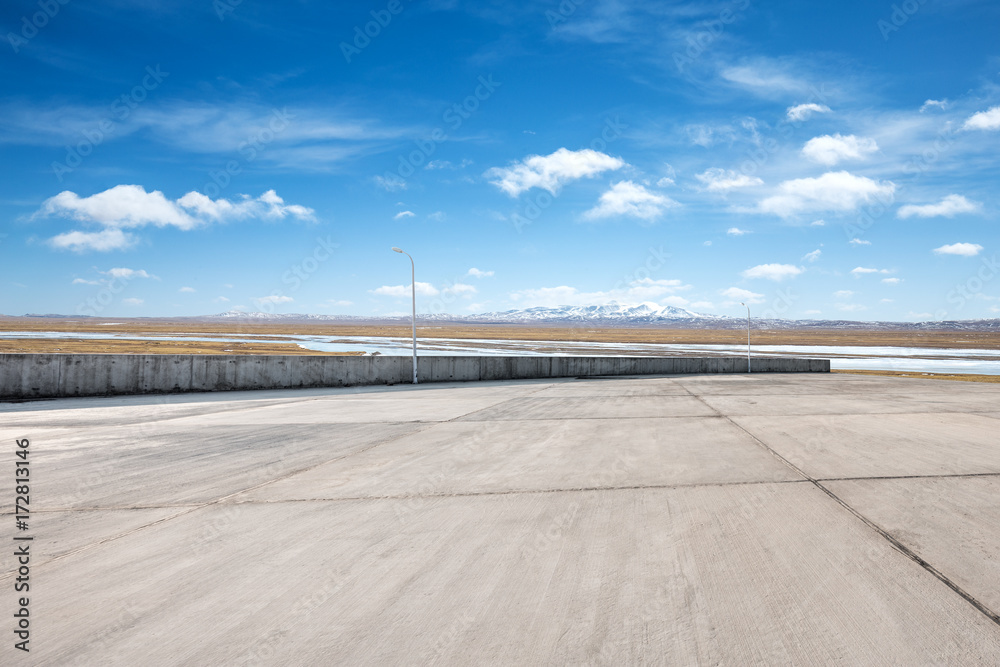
[740, 302, 751, 373]
[392, 247, 418, 384]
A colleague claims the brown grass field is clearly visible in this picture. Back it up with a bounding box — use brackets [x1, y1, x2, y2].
[2, 316, 999, 353]
[2, 317, 998, 382]
[832, 370, 1000, 383]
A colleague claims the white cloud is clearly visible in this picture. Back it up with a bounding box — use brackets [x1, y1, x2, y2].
[179, 286, 196, 293]
[583, 181, 678, 221]
[786, 103, 831, 122]
[425, 159, 472, 170]
[834, 290, 854, 299]
[373, 175, 407, 191]
[509, 278, 690, 308]
[485, 148, 625, 197]
[656, 176, 675, 187]
[810, 219, 826, 227]
[703, 240, 712, 246]
[727, 227, 750, 236]
[696, 168, 763, 192]
[720, 60, 809, 97]
[933, 242, 983, 257]
[757, 171, 895, 218]
[962, 106, 1000, 131]
[849, 238, 871, 246]
[181, 189, 313, 221]
[427, 211, 446, 222]
[253, 295, 294, 305]
[720, 287, 764, 304]
[121, 298, 143, 306]
[685, 124, 736, 148]
[801, 134, 878, 165]
[443, 283, 477, 296]
[741, 264, 803, 281]
[467, 268, 494, 278]
[41, 185, 197, 229]
[920, 99, 948, 113]
[897, 194, 981, 219]
[882, 278, 902, 284]
[394, 210, 415, 220]
[372, 282, 440, 297]
[851, 267, 891, 276]
[38, 185, 314, 252]
[213, 296, 230, 303]
[49, 228, 136, 252]
[802, 249, 821, 262]
[103, 267, 156, 280]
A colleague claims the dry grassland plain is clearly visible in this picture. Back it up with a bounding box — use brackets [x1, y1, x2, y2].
[2, 316, 999, 385]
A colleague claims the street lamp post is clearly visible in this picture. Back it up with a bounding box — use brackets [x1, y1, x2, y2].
[739, 302, 751, 373]
[391, 247, 418, 384]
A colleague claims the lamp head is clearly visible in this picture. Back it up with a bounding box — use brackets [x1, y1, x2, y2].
[391, 247, 403, 253]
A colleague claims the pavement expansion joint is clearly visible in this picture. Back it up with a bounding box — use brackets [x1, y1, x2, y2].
[682, 386, 1000, 630]
[0, 418, 443, 581]
[223, 477, 814, 505]
[816, 471, 1000, 482]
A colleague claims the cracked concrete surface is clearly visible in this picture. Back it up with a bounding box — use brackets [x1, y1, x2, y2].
[1, 373, 999, 665]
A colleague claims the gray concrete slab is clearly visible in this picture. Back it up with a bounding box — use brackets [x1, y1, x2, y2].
[824, 476, 1000, 616]
[733, 413, 1000, 478]
[529, 377, 694, 397]
[700, 391, 1000, 416]
[0, 508, 186, 576]
[13, 487, 1000, 665]
[456, 395, 717, 420]
[1, 422, 423, 508]
[2, 372, 999, 665]
[232, 417, 802, 503]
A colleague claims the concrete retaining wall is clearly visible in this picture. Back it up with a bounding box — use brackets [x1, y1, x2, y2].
[0, 354, 829, 399]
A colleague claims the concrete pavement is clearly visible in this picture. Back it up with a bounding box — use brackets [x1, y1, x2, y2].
[2, 373, 999, 665]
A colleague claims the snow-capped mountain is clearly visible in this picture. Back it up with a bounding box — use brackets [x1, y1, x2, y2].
[207, 306, 1000, 331]
[463, 301, 719, 323]
[214, 302, 719, 324]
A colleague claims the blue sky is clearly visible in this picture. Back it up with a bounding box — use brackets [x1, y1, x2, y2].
[2, 0, 998, 321]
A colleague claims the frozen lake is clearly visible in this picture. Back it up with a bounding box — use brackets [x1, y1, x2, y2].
[3, 331, 999, 375]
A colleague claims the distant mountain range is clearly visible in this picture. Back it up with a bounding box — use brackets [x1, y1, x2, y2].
[10, 301, 998, 330]
[203, 302, 1000, 331]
